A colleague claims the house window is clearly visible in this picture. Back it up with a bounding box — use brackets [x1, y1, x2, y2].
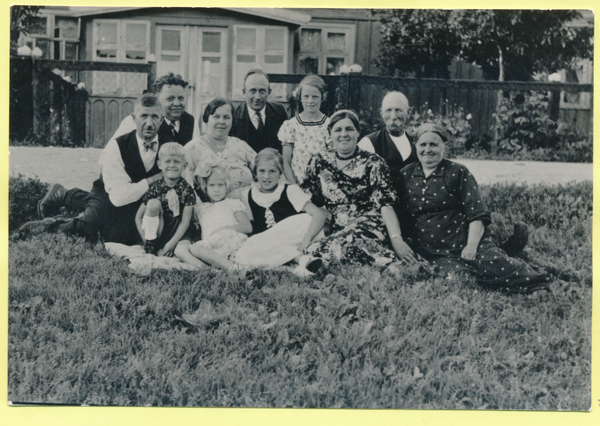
[92, 20, 150, 96]
[232, 25, 288, 99]
[297, 25, 355, 75]
[22, 14, 80, 60]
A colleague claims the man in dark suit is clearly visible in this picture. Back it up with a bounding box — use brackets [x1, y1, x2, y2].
[112, 73, 198, 146]
[18, 93, 171, 244]
[230, 69, 288, 153]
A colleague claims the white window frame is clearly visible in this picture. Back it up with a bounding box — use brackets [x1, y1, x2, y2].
[232, 25, 289, 99]
[297, 23, 355, 75]
[92, 19, 150, 95]
[22, 13, 80, 60]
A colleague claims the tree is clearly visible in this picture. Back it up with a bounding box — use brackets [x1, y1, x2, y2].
[372, 9, 593, 81]
[10, 6, 42, 43]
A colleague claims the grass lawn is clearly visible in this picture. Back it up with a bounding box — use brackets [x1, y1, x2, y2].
[7, 181, 592, 409]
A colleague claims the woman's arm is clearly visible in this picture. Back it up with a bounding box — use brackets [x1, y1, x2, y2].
[381, 205, 419, 264]
[461, 220, 485, 260]
[282, 144, 296, 184]
[298, 201, 327, 253]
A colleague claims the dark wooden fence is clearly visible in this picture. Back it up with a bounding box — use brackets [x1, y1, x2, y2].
[269, 74, 593, 140]
[10, 57, 156, 147]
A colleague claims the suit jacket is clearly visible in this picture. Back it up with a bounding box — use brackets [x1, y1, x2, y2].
[230, 101, 288, 153]
[158, 111, 195, 146]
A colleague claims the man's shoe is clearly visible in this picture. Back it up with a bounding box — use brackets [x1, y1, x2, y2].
[38, 183, 68, 218]
[499, 222, 529, 257]
[14, 218, 57, 239]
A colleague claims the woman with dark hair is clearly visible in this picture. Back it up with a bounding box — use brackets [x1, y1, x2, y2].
[184, 98, 256, 198]
[395, 123, 550, 293]
[301, 109, 417, 267]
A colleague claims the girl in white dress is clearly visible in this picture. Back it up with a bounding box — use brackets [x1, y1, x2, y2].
[278, 75, 331, 185]
[180, 164, 252, 272]
[235, 149, 326, 275]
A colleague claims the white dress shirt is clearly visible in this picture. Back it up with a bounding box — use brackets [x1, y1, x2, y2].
[98, 132, 159, 207]
[249, 107, 266, 129]
[358, 132, 412, 161]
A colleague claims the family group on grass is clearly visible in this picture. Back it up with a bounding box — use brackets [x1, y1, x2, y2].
[18, 69, 551, 293]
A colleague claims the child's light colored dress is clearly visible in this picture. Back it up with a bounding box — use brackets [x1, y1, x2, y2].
[277, 115, 330, 185]
[192, 198, 248, 259]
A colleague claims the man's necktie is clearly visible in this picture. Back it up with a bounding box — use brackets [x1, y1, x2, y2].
[169, 122, 178, 139]
[255, 112, 265, 131]
[144, 141, 158, 152]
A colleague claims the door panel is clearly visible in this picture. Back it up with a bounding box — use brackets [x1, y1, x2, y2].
[156, 25, 227, 132]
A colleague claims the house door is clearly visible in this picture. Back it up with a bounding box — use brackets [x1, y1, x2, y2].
[156, 25, 228, 133]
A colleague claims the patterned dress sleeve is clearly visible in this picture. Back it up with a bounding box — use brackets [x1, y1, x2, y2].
[227, 198, 247, 214]
[453, 164, 491, 225]
[367, 155, 399, 210]
[277, 119, 296, 146]
[301, 153, 326, 208]
[179, 180, 197, 207]
[142, 181, 160, 203]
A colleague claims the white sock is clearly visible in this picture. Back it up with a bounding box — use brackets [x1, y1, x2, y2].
[142, 215, 160, 240]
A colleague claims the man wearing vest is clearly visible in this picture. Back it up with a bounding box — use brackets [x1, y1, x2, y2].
[112, 73, 198, 146]
[358, 91, 416, 200]
[17, 94, 171, 245]
[230, 69, 288, 153]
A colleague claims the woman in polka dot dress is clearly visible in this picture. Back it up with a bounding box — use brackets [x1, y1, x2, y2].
[396, 123, 550, 293]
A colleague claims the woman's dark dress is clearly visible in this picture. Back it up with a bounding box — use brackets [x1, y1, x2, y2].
[398, 159, 543, 288]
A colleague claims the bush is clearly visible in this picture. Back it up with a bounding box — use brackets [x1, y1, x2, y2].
[488, 91, 592, 162]
[9, 175, 48, 232]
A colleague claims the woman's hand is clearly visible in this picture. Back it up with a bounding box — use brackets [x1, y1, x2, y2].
[159, 240, 177, 257]
[391, 236, 419, 264]
[298, 237, 313, 254]
[461, 244, 478, 261]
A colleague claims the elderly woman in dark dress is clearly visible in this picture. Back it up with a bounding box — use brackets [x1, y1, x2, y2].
[301, 110, 417, 267]
[396, 123, 550, 293]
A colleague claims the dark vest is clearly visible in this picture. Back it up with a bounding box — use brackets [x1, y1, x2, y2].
[246, 121, 270, 153]
[158, 111, 195, 146]
[366, 129, 417, 179]
[248, 185, 299, 234]
[115, 130, 165, 183]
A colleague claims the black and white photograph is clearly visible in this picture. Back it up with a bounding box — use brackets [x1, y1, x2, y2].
[7, 5, 593, 413]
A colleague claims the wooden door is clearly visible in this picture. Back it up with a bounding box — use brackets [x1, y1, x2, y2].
[156, 25, 228, 132]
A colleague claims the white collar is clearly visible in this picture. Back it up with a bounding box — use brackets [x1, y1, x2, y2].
[164, 118, 180, 131]
[248, 106, 266, 119]
[136, 132, 159, 150]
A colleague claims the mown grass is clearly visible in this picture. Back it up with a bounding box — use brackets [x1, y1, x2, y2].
[8, 181, 592, 410]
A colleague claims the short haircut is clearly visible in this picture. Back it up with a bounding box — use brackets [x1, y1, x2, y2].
[155, 73, 189, 93]
[296, 75, 327, 98]
[253, 148, 284, 177]
[243, 69, 270, 88]
[328, 109, 361, 134]
[136, 93, 161, 109]
[158, 142, 186, 160]
[197, 164, 232, 199]
[202, 98, 235, 124]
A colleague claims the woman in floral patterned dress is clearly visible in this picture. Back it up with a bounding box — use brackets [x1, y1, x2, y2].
[301, 110, 418, 267]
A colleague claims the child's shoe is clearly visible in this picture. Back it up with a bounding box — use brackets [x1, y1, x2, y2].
[144, 239, 159, 255]
[299, 255, 323, 274]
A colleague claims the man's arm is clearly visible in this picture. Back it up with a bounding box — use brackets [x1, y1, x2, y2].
[111, 115, 136, 140]
[358, 136, 376, 153]
[100, 139, 161, 207]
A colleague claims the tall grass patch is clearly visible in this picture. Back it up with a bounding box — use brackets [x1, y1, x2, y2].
[8, 182, 591, 409]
